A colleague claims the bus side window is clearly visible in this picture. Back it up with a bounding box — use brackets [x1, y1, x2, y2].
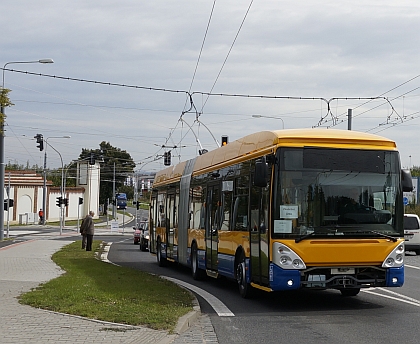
[220, 192, 232, 231]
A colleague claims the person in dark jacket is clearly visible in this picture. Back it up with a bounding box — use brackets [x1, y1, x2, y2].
[80, 211, 95, 251]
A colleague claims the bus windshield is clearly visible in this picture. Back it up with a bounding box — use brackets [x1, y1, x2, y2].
[116, 193, 127, 209]
[273, 148, 403, 239]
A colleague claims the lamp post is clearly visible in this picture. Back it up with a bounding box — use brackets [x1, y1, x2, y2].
[45, 141, 65, 235]
[1, 58, 54, 240]
[113, 161, 116, 220]
[252, 114, 285, 129]
[42, 136, 70, 226]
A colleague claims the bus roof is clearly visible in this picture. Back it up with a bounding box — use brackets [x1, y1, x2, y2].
[153, 128, 397, 186]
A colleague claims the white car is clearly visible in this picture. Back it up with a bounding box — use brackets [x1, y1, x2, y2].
[403, 214, 420, 255]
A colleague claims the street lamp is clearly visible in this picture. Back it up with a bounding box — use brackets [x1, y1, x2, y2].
[252, 114, 285, 129]
[1, 58, 54, 240]
[44, 141, 65, 235]
[42, 136, 70, 226]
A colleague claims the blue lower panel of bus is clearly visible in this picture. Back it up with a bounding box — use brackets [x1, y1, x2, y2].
[218, 254, 235, 279]
[269, 264, 301, 291]
[385, 266, 404, 287]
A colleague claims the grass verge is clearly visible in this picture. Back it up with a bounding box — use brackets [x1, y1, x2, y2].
[18, 241, 194, 332]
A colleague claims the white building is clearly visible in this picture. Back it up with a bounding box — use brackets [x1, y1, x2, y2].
[2, 161, 100, 224]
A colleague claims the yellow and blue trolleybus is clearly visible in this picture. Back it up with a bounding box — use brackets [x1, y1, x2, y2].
[149, 128, 413, 297]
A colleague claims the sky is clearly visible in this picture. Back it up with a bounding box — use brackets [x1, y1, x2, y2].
[1, 0, 419, 174]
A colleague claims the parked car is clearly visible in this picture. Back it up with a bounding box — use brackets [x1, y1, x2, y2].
[139, 222, 149, 252]
[133, 226, 141, 245]
[403, 214, 420, 255]
[133, 221, 149, 251]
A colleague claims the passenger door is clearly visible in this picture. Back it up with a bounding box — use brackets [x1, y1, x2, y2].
[206, 183, 220, 271]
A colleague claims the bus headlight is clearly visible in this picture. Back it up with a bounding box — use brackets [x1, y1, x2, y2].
[273, 243, 306, 270]
[382, 242, 404, 268]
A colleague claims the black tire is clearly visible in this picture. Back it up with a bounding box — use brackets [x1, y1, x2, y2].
[340, 288, 360, 297]
[156, 239, 166, 267]
[191, 243, 204, 280]
[236, 252, 253, 298]
[415, 249, 420, 256]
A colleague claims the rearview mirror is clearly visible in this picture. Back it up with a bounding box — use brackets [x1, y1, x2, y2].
[401, 169, 413, 192]
[254, 157, 268, 187]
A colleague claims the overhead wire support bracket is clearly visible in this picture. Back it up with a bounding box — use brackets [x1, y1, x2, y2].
[179, 118, 208, 155]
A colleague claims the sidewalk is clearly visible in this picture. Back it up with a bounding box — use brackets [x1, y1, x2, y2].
[63, 212, 135, 235]
[0, 229, 218, 343]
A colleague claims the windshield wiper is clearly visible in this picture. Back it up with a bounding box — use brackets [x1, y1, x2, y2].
[295, 227, 337, 243]
[346, 230, 398, 242]
[295, 231, 318, 243]
[295, 226, 398, 243]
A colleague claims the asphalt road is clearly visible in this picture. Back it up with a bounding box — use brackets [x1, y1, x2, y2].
[106, 238, 420, 344]
[3, 226, 420, 344]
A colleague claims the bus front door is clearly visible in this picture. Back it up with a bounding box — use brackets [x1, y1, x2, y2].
[205, 184, 220, 272]
[250, 183, 270, 286]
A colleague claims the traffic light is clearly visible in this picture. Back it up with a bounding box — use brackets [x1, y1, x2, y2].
[221, 135, 228, 146]
[63, 198, 69, 207]
[35, 134, 44, 151]
[56, 196, 62, 207]
[89, 152, 95, 165]
[3, 199, 14, 211]
[78, 197, 83, 205]
[136, 202, 140, 210]
[164, 151, 171, 166]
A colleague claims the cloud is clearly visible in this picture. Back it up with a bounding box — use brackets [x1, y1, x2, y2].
[1, 0, 419, 170]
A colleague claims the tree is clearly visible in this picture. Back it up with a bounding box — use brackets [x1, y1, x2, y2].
[118, 184, 134, 200]
[1, 87, 14, 134]
[79, 142, 136, 204]
[411, 166, 420, 177]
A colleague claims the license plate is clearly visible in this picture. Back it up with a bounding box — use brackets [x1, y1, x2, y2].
[331, 268, 355, 275]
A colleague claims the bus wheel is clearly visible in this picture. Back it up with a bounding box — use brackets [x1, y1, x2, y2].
[191, 243, 204, 280]
[157, 239, 166, 267]
[236, 252, 253, 298]
[340, 288, 360, 297]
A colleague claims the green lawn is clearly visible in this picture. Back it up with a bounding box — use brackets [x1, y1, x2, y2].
[18, 241, 193, 332]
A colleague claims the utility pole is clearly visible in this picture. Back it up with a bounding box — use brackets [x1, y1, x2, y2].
[347, 109, 352, 130]
[112, 161, 116, 220]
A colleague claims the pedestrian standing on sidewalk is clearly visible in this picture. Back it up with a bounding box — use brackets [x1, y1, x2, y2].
[80, 217, 87, 249]
[85, 211, 95, 251]
[38, 209, 44, 224]
[80, 211, 95, 251]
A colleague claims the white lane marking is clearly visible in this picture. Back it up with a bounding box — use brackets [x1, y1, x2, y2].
[103, 243, 234, 317]
[374, 287, 420, 305]
[405, 264, 420, 270]
[362, 289, 420, 307]
[162, 276, 235, 317]
[8, 231, 42, 236]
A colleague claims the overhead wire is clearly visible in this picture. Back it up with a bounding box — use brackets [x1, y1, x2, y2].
[2, 68, 419, 162]
[200, 0, 254, 113]
[325, 74, 420, 128]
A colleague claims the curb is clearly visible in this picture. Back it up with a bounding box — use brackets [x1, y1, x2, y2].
[98, 241, 201, 335]
[174, 298, 201, 334]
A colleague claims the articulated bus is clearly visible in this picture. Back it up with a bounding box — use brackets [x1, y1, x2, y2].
[149, 129, 413, 298]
